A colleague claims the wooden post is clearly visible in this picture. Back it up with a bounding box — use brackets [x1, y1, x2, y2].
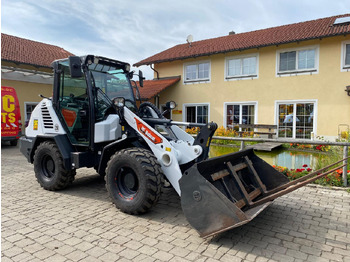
[240, 140, 245, 151]
[343, 146, 348, 187]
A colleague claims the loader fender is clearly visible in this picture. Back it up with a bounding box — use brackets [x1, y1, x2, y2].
[20, 134, 75, 170]
[97, 136, 137, 176]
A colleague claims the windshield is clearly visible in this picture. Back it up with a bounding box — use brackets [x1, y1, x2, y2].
[89, 65, 134, 102]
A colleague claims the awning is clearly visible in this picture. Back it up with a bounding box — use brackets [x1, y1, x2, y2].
[136, 76, 181, 100]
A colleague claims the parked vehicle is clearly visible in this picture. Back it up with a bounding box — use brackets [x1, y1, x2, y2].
[19, 55, 347, 237]
[1, 86, 22, 146]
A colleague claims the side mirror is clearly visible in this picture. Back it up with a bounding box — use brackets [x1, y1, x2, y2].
[139, 70, 145, 87]
[69, 56, 83, 78]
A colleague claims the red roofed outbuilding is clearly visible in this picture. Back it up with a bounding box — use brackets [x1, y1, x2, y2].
[1, 34, 75, 127]
[2, 33, 74, 68]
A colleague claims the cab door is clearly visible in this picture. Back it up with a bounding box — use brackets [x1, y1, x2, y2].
[57, 65, 90, 145]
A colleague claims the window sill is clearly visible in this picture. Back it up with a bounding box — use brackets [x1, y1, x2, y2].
[226, 75, 257, 80]
[277, 69, 317, 76]
[184, 79, 210, 84]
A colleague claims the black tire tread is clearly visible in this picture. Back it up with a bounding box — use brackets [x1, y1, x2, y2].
[105, 147, 163, 215]
[34, 141, 76, 191]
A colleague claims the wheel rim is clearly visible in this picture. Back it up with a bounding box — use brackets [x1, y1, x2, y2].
[42, 155, 55, 179]
[115, 167, 139, 199]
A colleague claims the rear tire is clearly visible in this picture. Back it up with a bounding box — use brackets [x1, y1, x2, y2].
[105, 148, 163, 214]
[34, 141, 76, 190]
[10, 140, 18, 146]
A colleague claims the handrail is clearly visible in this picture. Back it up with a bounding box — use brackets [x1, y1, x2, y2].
[210, 136, 350, 146]
[206, 135, 349, 187]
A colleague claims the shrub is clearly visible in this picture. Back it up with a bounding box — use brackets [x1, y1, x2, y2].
[272, 164, 350, 187]
[185, 127, 199, 135]
[288, 143, 330, 152]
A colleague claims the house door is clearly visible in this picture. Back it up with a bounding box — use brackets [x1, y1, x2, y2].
[277, 102, 315, 139]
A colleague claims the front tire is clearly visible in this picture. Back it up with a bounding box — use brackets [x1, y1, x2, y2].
[105, 148, 163, 215]
[33, 141, 76, 190]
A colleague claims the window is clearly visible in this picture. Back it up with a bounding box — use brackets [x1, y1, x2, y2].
[346, 44, 350, 66]
[277, 46, 318, 75]
[226, 54, 258, 79]
[276, 101, 316, 139]
[341, 41, 350, 70]
[225, 103, 256, 129]
[184, 104, 209, 124]
[24, 102, 38, 124]
[184, 61, 210, 82]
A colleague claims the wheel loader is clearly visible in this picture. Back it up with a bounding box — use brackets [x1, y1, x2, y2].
[20, 55, 347, 237]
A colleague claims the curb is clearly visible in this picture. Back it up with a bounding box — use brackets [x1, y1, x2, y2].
[306, 183, 349, 192]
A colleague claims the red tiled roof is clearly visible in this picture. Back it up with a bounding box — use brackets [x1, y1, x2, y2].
[135, 14, 350, 66]
[136, 76, 181, 100]
[1, 33, 74, 68]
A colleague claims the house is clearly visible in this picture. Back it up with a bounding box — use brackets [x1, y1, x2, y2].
[1, 33, 74, 125]
[135, 14, 350, 141]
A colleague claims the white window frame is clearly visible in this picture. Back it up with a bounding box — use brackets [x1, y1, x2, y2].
[274, 99, 317, 139]
[341, 40, 350, 72]
[24, 102, 39, 122]
[182, 103, 210, 123]
[223, 101, 258, 128]
[183, 60, 211, 84]
[276, 45, 319, 76]
[225, 53, 259, 80]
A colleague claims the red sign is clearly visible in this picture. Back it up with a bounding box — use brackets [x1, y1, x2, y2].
[1, 86, 22, 138]
[135, 118, 162, 144]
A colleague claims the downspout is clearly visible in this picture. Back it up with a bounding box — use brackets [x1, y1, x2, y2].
[150, 64, 159, 80]
[155, 95, 160, 108]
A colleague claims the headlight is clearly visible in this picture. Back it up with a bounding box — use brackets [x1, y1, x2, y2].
[124, 64, 131, 72]
[113, 97, 125, 107]
[166, 101, 177, 110]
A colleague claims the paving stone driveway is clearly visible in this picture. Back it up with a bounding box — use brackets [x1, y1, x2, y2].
[2, 144, 350, 262]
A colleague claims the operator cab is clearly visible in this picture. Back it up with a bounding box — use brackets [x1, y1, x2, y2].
[52, 55, 137, 147]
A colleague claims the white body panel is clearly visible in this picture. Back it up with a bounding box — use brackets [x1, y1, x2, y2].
[25, 99, 66, 137]
[170, 125, 195, 144]
[94, 114, 121, 143]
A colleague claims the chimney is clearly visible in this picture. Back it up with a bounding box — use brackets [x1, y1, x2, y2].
[229, 31, 235, 35]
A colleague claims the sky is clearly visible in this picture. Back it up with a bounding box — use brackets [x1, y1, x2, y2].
[1, 0, 350, 79]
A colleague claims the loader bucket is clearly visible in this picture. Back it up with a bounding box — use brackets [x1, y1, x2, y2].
[179, 148, 347, 237]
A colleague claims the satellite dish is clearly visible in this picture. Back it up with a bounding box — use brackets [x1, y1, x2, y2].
[186, 35, 193, 46]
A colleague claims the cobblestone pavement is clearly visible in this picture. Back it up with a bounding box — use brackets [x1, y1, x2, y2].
[2, 144, 350, 262]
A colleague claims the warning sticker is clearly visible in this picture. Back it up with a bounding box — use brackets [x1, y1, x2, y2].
[33, 119, 38, 130]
